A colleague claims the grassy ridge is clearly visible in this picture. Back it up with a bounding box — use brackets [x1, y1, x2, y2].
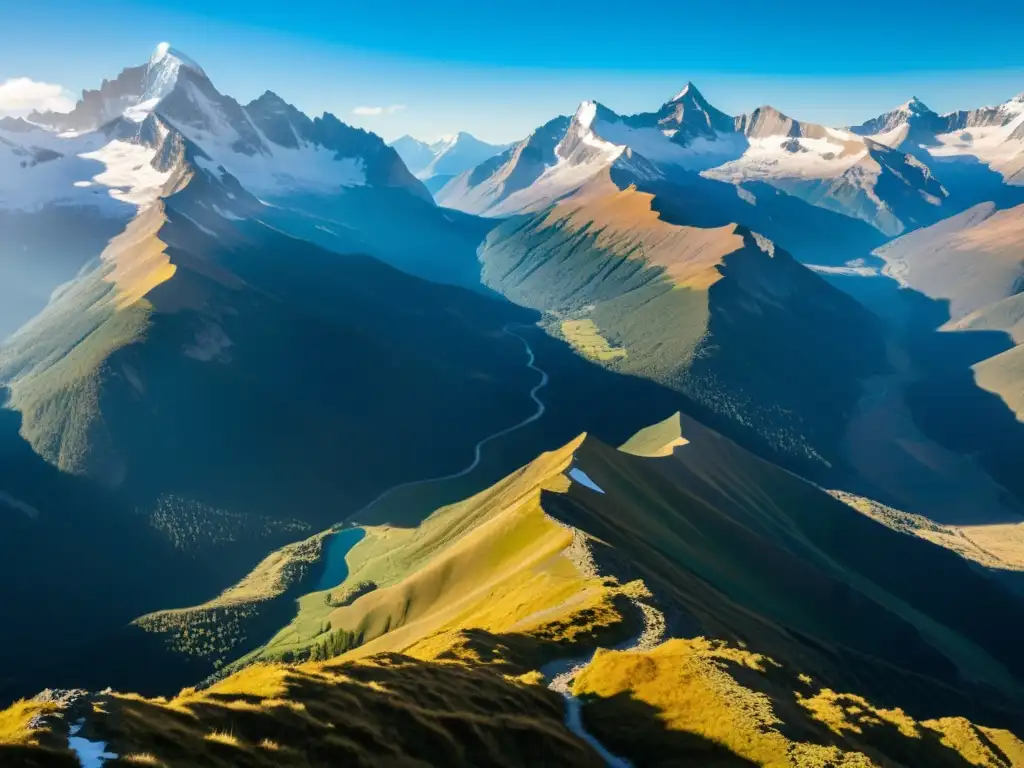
[478, 193, 888, 476]
[239, 412, 1024, 727]
[250, 435, 632, 665]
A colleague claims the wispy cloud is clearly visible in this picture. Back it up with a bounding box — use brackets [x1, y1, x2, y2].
[0, 77, 74, 116]
[352, 104, 406, 116]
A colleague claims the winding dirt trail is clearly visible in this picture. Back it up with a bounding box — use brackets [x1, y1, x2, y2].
[343, 323, 548, 524]
[542, 521, 666, 767]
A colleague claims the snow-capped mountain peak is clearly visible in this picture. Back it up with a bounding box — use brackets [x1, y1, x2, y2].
[899, 96, 933, 114]
[643, 82, 735, 141]
[670, 81, 698, 102]
[142, 42, 208, 104]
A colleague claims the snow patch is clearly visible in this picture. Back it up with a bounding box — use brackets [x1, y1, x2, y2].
[80, 140, 171, 207]
[179, 212, 218, 237]
[568, 467, 605, 494]
[807, 264, 880, 277]
[68, 720, 117, 767]
[124, 97, 161, 123]
[143, 43, 207, 103]
[705, 133, 866, 183]
[212, 204, 243, 221]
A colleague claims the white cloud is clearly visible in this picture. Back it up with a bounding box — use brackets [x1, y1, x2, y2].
[0, 77, 74, 117]
[352, 104, 406, 116]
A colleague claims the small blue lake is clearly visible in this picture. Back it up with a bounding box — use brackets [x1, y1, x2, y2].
[316, 527, 366, 591]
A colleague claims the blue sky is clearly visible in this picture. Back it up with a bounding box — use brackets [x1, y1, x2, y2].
[2, 0, 1023, 143]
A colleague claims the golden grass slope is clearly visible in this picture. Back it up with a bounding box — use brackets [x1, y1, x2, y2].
[253, 434, 634, 665]
[618, 410, 689, 457]
[541, 178, 745, 290]
[0, 189, 181, 481]
[4, 415, 1024, 766]
[829, 488, 1024, 571]
[13, 656, 606, 768]
[575, 638, 1024, 767]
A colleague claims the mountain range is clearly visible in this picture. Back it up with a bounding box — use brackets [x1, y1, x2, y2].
[2, 42, 1024, 768]
[439, 83, 1024, 239]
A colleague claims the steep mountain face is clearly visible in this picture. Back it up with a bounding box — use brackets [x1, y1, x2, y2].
[440, 87, 956, 238]
[849, 96, 946, 144]
[0, 105, 170, 337]
[854, 93, 1024, 206]
[434, 114, 571, 214]
[10, 416, 1024, 766]
[0, 43, 549, 701]
[712, 104, 951, 236]
[626, 81, 734, 143]
[391, 131, 509, 184]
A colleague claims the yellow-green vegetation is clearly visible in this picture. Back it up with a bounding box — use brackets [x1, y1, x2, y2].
[574, 638, 1024, 767]
[253, 434, 633, 665]
[560, 318, 627, 361]
[134, 529, 332, 667]
[618, 410, 688, 457]
[0, 700, 56, 746]
[0, 699, 77, 767]
[828, 489, 1024, 571]
[144, 495, 312, 555]
[64, 655, 605, 767]
[0, 202, 173, 481]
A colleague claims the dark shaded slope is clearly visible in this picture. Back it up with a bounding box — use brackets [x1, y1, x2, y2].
[635, 170, 887, 266]
[0, 151, 541, 701]
[255, 185, 497, 292]
[548, 422, 1024, 725]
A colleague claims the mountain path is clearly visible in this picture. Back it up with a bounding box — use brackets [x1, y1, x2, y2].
[343, 322, 548, 524]
[542, 527, 666, 768]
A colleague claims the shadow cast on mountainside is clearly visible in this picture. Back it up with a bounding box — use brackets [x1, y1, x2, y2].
[627, 168, 887, 267]
[920, 151, 1024, 212]
[821, 266, 1024, 520]
[534, 445, 1024, 732]
[578, 680, 1004, 768]
[82, 653, 620, 767]
[353, 324, 712, 529]
[0, 745, 79, 768]
[581, 692, 761, 768]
